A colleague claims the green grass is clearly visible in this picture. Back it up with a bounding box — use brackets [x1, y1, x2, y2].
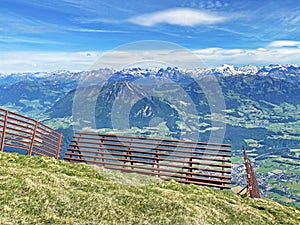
[231, 156, 243, 164]
[0, 152, 299, 225]
[257, 164, 275, 173]
[272, 169, 282, 174]
[287, 182, 300, 196]
[257, 157, 300, 175]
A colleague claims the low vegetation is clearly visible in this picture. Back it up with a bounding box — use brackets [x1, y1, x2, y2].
[0, 152, 299, 225]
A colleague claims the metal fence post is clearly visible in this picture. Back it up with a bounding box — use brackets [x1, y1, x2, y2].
[221, 155, 225, 190]
[0, 110, 8, 152]
[188, 156, 193, 181]
[55, 133, 63, 159]
[100, 135, 105, 165]
[156, 149, 160, 177]
[243, 146, 260, 198]
[28, 121, 38, 156]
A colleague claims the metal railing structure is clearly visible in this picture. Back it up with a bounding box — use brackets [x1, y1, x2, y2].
[0, 108, 63, 159]
[64, 132, 232, 189]
[243, 146, 260, 198]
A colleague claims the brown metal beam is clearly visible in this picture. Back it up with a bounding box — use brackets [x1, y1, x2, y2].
[243, 146, 260, 198]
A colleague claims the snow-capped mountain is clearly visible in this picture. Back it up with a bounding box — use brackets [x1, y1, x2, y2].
[1, 64, 300, 85]
[208, 64, 259, 76]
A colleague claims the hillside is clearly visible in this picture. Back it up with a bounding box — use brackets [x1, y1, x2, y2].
[0, 152, 299, 225]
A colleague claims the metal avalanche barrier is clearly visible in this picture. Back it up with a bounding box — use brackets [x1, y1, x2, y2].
[64, 132, 232, 189]
[0, 108, 63, 159]
[0, 108, 232, 189]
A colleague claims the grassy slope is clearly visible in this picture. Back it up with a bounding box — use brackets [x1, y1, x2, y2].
[0, 152, 299, 225]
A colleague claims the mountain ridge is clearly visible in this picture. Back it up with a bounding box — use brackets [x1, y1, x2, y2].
[1, 64, 299, 85]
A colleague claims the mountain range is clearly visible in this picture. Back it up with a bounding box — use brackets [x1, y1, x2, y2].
[1, 64, 299, 207]
[2, 63, 300, 84]
[1, 64, 299, 151]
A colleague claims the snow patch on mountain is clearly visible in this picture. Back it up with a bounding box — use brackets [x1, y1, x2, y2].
[1, 64, 299, 85]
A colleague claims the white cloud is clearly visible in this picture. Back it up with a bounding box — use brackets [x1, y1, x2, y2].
[73, 17, 121, 24]
[127, 8, 226, 27]
[2, 41, 300, 73]
[89, 49, 207, 70]
[194, 45, 300, 67]
[0, 52, 100, 73]
[0, 13, 62, 34]
[0, 35, 64, 45]
[67, 28, 127, 33]
[268, 40, 300, 48]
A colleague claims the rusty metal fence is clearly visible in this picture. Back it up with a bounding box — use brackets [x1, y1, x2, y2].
[64, 132, 232, 189]
[0, 108, 63, 159]
[0, 108, 232, 189]
[243, 146, 260, 198]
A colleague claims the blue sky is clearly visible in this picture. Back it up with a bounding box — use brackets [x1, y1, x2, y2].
[1, 0, 300, 72]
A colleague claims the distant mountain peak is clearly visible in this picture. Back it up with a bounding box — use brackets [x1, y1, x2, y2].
[1, 64, 300, 86]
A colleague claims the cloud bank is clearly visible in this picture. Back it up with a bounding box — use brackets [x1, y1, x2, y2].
[1, 40, 300, 73]
[268, 40, 300, 48]
[127, 8, 227, 27]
